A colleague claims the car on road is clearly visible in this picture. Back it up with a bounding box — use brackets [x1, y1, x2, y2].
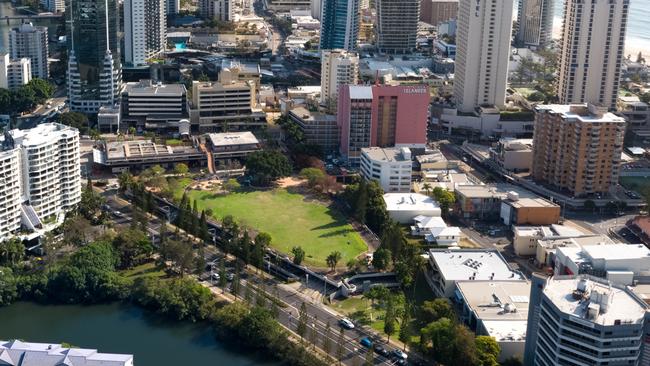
[112, 210, 123, 218]
[373, 345, 389, 357]
[339, 318, 355, 329]
[226, 273, 235, 281]
[211, 273, 220, 281]
[392, 349, 408, 360]
[359, 337, 372, 348]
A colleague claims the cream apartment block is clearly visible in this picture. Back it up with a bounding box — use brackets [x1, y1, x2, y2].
[0, 123, 81, 242]
[453, 0, 513, 113]
[320, 50, 359, 111]
[531, 104, 625, 197]
[557, 0, 629, 110]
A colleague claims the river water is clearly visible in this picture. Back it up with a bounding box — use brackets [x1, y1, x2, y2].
[0, 302, 280, 366]
[0, 1, 60, 53]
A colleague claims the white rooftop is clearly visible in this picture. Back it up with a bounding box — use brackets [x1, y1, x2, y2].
[535, 104, 625, 123]
[384, 193, 439, 212]
[582, 243, 650, 261]
[414, 215, 446, 229]
[3, 123, 78, 149]
[482, 320, 528, 343]
[428, 249, 524, 282]
[543, 276, 647, 326]
[0, 340, 133, 366]
[207, 131, 259, 147]
[348, 85, 373, 100]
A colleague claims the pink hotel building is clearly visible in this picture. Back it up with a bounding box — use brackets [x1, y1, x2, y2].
[337, 84, 430, 164]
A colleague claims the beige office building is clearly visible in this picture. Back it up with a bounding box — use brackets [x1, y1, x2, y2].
[320, 49, 359, 111]
[419, 0, 457, 26]
[531, 104, 625, 197]
[453, 0, 513, 113]
[557, 0, 629, 110]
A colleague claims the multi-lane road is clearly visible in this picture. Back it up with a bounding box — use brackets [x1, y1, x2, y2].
[101, 189, 423, 365]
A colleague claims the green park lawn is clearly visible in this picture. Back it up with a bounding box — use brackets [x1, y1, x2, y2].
[183, 188, 367, 267]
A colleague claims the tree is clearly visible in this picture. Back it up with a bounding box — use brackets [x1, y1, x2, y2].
[57, 112, 89, 133]
[0, 89, 12, 114]
[384, 303, 397, 342]
[432, 187, 456, 218]
[25, 78, 54, 104]
[223, 178, 241, 192]
[422, 182, 432, 196]
[291, 246, 305, 265]
[500, 356, 524, 366]
[353, 181, 368, 224]
[118, 171, 134, 193]
[398, 304, 412, 350]
[0, 239, 25, 267]
[79, 179, 105, 221]
[159, 239, 194, 276]
[637, 51, 646, 64]
[252, 232, 271, 268]
[245, 150, 292, 186]
[381, 221, 405, 265]
[475, 335, 500, 366]
[299, 167, 325, 188]
[364, 285, 389, 306]
[0, 267, 18, 306]
[326, 251, 342, 272]
[173, 163, 189, 175]
[371, 248, 391, 271]
[420, 298, 456, 325]
[112, 228, 154, 269]
[583, 199, 596, 213]
[296, 301, 308, 340]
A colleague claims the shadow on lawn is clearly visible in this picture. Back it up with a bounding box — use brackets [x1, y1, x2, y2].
[317, 228, 357, 238]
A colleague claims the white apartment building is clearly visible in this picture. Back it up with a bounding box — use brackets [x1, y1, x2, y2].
[0, 124, 81, 241]
[557, 0, 629, 110]
[453, 0, 513, 113]
[320, 49, 359, 110]
[124, 0, 166, 67]
[515, 0, 553, 48]
[189, 80, 266, 133]
[0, 53, 31, 90]
[360, 147, 413, 193]
[524, 274, 650, 366]
[199, 0, 232, 20]
[9, 22, 49, 80]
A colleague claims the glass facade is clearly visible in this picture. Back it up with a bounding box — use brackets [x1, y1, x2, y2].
[319, 0, 359, 50]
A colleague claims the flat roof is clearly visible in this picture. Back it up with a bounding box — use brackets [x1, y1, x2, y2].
[456, 280, 531, 322]
[513, 224, 586, 238]
[362, 147, 411, 163]
[207, 131, 259, 147]
[543, 276, 647, 326]
[348, 85, 373, 100]
[3, 123, 78, 149]
[105, 140, 200, 160]
[482, 320, 528, 343]
[455, 184, 539, 199]
[535, 104, 626, 123]
[582, 243, 650, 261]
[124, 81, 186, 95]
[506, 197, 558, 209]
[288, 106, 336, 122]
[429, 249, 524, 282]
[384, 193, 439, 212]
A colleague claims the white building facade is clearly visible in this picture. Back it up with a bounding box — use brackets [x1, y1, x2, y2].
[557, 0, 629, 110]
[124, 0, 166, 67]
[0, 53, 31, 90]
[9, 22, 49, 80]
[453, 0, 513, 113]
[360, 147, 412, 193]
[320, 49, 359, 110]
[0, 124, 81, 241]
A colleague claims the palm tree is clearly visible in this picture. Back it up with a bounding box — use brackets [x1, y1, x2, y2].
[422, 182, 432, 196]
[326, 251, 342, 272]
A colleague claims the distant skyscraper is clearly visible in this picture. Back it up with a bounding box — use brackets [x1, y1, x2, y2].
[67, 0, 122, 113]
[311, 0, 321, 19]
[319, 0, 360, 51]
[515, 0, 553, 48]
[166, 0, 179, 14]
[376, 0, 419, 54]
[453, 0, 513, 113]
[199, 0, 232, 21]
[40, 0, 65, 12]
[9, 22, 49, 79]
[124, 0, 166, 67]
[319, 49, 359, 110]
[419, 0, 457, 27]
[557, 0, 629, 110]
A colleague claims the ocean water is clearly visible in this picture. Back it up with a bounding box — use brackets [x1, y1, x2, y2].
[552, 0, 650, 58]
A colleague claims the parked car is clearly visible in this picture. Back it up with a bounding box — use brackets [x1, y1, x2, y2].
[211, 273, 220, 281]
[392, 349, 408, 360]
[339, 318, 355, 329]
[359, 337, 372, 348]
[373, 345, 389, 357]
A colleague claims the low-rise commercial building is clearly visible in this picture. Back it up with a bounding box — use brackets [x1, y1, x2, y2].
[512, 224, 587, 257]
[360, 147, 412, 193]
[524, 274, 650, 366]
[500, 191, 560, 226]
[93, 140, 206, 173]
[206, 131, 260, 168]
[554, 243, 650, 285]
[0, 340, 134, 366]
[190, 80, 266, 133]
[425, 248, 524, 297]
[536, 235, 614, 269]
[383, 193, 440, 223]
[490, 138, 533, 173]
[617, 96, 649, 131]
[456, 280, 530, 361]
[121, 80, 189, 133]
[288, 107, 339, 154]
[411, 215, 461, 246]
